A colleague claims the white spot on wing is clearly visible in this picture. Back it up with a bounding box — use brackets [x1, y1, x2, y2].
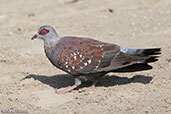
[88, 59, 91, 64]
[74, 56, 77, 60]
[84, 62, 88, 66]
[65, 62, 68, 64]
[96, 44, 104, 48]
[76, 51, 80, 54]
[66, 65, 68, 68]
[98, 60, 101, 63]
[72, 66, 75, 69]
[79, 55, 83, 57]
[95, 66, 98, 69]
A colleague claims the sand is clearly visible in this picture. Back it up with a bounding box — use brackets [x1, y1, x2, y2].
[0, 0, 171, 114]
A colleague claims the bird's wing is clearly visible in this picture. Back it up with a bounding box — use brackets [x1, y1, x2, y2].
[76, 43, 121, 74]
[56, 37, 151, 75]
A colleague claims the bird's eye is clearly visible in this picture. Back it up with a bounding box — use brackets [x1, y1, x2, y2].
[39, 28, 50, 35]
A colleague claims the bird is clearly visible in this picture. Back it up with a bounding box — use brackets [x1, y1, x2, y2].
[31, 25, 161, 94]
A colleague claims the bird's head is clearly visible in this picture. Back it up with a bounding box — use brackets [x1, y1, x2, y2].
[32, 25, 59, 42]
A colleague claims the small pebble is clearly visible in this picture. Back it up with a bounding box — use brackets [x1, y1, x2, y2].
[108, 8, 114, 13]
[28, 13, 35, 18]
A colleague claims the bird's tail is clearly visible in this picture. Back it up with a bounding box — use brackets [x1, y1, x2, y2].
[134, 48, 161, 56]
[121, 47, 161, 63]
[135, 48, 161, 63]
[113, 48, 161, 72]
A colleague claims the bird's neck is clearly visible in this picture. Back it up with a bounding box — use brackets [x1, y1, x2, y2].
[43, 33, 60, 57]
[44, 40, 59, 67]
[44, 41, 57, 53]
[43, 35, 59, 49]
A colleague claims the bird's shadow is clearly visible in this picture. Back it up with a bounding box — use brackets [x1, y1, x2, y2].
[21, 74, 153, 89]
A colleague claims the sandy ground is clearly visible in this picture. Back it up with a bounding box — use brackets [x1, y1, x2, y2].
[0, 0, 171, 114]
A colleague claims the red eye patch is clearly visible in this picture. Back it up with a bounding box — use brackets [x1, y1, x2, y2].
[39, 28, 50, 35]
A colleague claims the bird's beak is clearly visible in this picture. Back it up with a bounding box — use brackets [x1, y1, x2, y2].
[31, 34, 38, 40]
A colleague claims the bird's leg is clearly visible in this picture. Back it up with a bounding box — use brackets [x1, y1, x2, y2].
[56, 78, 81, 94]
[89, 79, 99, 88]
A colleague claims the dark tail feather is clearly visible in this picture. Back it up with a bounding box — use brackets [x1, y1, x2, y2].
[113, 63, 152, 73]
[136, 48, 161, 63]
[146, 56, 159, 63]
[136, 48, 161, 56]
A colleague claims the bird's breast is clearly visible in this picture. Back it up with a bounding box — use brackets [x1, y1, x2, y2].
[44, 44, 61, 68]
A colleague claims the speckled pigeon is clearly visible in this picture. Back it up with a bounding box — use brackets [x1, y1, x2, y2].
[32, 25, 161, 94]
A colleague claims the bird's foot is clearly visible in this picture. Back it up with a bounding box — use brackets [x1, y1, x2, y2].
[55, 78, 81, 94]
[55, 85, 77, 94]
